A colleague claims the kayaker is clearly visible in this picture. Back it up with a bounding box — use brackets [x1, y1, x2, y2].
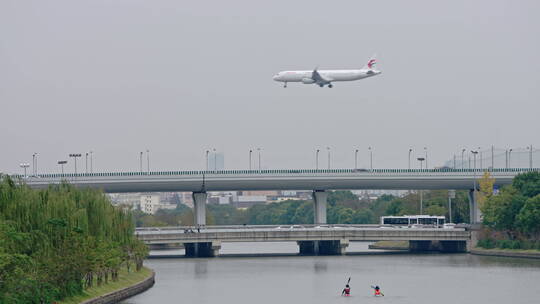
[342, 284, 351, 296]
[372, 285, 384, 296]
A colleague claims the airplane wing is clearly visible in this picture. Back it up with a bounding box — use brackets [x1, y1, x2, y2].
[312, 68, 332, 84]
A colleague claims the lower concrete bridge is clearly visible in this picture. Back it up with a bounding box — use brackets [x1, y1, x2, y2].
[136, 225, 471, 257]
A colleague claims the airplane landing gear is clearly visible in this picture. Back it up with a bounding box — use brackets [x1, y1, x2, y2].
[283, 82, 287, 88]
[319, 84, 324, 88]
[328, 84, 333, 88]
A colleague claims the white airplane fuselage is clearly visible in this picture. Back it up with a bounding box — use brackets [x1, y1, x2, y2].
[274, 69, 379, 83]
[273, 56, 381, 88]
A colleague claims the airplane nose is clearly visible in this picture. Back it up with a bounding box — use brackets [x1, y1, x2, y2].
[273, 75, 280, 81]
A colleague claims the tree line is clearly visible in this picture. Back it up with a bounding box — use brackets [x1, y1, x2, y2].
[479, 171, 540, 250]
[0, 175, 148, 303]
[134, 189, 472, 227]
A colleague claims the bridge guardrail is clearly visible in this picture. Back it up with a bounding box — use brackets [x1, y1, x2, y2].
[10, 167, 540, 180]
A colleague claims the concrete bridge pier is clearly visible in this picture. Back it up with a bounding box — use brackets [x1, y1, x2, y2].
[312, 190, 328, 224]
[185, 241, 221, 257]
[192, 191, 207, 226]
[468, 189, 482, 224]
[298, 239, 349, 255]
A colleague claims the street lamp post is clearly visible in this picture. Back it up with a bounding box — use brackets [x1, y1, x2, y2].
[57, 160, 67, 175]
[326, 147, 331, 169]
[453, 155, 456, 169]
[213, 148, 217, 171]
[369, 147, 373, 171]
[69, 154, 82, 175]
[257, 148, 261, 171]
[20, 163, 30, 177]
[249, 150, 252, 170]
[32, 153, 38, 176]
[424, 147, 428, 169]
[508, 148, 513, 168]
[527, 145, 533, 168]
[417, 157, 425, 214]
[85, 152, 89, 174]
[90, 151, 93, 173]
[355, 149, 359, 170]
[461, 149, 466, 169]
[146, 149, 150, 173]
[206, 150, 210, 171]
[408, 148, 412, 170]
[139, 152, 143, 172]
[316, 149, 320, 170]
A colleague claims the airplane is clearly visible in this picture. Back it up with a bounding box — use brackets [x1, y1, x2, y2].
[272, 55, 381, 88]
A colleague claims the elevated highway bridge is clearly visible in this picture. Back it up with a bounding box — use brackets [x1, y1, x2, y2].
[15, 167, 539, 227]
[136, 225, 471, 257]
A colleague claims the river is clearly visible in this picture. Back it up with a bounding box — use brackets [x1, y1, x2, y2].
[123, 242, 540, 304]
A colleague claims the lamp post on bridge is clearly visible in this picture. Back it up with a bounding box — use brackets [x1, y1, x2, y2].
[461, 148, 466, 169]
[257, 148, 262, 172]
[527, 145, 533, 168]
[139, 151, 143, 172]
[249, 149, 252, 170]
[20, 163, 29, 177]
[508, 148, 513, 168]
[32, 152, 38, 176]
[90, 151, 93, 174]
[206, 150, 210, 171]
[146, 149, 150, 173]
[355, 149, 359, 170]
[417, 157, 425, 214]
[369, 147, 373, 171]
[326, 147, 331, 169]
[316, 149, 320, 170]
[213, 148, 217, 172]
[424, 147, 428, 169]
[57, 160, 67, 175]
[69, 153, 82, 175]
[85, 152, 89, 174]
[408, 148, 412, 170]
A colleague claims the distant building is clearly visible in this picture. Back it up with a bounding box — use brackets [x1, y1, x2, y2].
[235, 195, 267, 208]
[139, 195, 176, 214]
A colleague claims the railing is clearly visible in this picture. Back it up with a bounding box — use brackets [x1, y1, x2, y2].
[10, 167, 540, 180]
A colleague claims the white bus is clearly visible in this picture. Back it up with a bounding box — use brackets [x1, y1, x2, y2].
[380, 215, 445, 227]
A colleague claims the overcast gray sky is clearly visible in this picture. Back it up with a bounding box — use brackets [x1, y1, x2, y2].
[1, 0, 539, 174]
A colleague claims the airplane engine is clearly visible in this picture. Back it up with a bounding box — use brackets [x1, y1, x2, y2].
[301, 78, 315, 84]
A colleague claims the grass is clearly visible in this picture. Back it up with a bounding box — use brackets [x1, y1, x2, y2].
[370, 241, 409, 249]
[58, 266, 153, 304]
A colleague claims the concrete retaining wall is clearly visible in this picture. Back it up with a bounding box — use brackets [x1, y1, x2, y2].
[80, 270, 155, 304]
[471, 248, 540, 259]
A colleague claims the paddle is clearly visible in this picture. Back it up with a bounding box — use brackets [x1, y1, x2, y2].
[341, 277, 351, 295]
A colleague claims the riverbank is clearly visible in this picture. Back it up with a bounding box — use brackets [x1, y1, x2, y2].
[59, 266, 154, 304]
[471, 247, 540, 259]
[368, 240, 409, 250]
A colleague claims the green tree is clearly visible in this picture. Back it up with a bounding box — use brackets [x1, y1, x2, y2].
[512, 171, 540, 198]
[516, 194, 540, 237]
